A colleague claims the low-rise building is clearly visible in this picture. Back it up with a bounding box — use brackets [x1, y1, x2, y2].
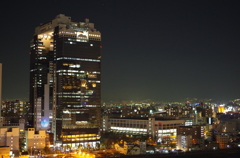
[216, 133, 230, 149]
[177, 135, 192, 151]
[26, 128, 46, 155]
[0, 128, 20, 157]
[177, 125, 205, 150]
[103, 116, 184, 143]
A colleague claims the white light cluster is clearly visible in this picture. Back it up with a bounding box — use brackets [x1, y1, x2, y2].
[57, 57, 100, 62]
[111, 127, 147, 132]
[157, 129, 176, 134]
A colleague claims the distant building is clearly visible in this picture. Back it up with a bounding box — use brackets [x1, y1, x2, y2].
[1, 100, 30, 127]
[216, 133, 230, 149]
[164, 104, 193, 118]
[177, 135, 192, 151]
[222, 121, 237, 133]
[177, 125, 205, 150]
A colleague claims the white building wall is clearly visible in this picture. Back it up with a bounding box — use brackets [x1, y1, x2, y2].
[6, 128, 19, 152]
[107, 116, 184, 141]
[35, 98, 42, 131]
[0, 128, 7, 146]
[102, 115, 109, 132]
[0, 128, 20, 156]
[177, 135, 192, 151]
[26, 128, 46, 153]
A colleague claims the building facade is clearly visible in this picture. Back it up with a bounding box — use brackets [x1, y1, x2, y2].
[0, 128, 20, 157]
[26, 128, 47, 154]
[177, 125, 205, 150]
[1, 100, 30, 127]
[30, 14, 101, 147]
[103, 116, 184, 143]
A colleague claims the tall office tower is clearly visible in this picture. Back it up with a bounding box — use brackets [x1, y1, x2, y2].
[30, 14, 101, 148]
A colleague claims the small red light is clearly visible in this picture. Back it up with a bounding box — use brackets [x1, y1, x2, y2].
[100, 46, 102, 48]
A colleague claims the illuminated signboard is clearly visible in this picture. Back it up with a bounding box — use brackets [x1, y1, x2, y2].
[41, 117, 49, 128]
[76, 31, 88, 40]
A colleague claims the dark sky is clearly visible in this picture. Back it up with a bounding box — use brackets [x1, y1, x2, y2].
[0, 0, 240, 102]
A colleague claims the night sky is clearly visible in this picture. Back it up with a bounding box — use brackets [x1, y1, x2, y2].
[0, 0, 240, 102]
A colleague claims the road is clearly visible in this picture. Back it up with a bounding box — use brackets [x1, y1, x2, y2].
[121, 148, 240, 158]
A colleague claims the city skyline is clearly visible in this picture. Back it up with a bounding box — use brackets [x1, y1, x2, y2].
[0, 0, 240, 102]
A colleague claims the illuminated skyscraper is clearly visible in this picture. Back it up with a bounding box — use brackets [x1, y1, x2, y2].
[30, 14, 101, 147]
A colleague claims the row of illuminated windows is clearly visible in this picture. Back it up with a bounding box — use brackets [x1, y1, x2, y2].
[62, 134, 97, 138]
[109, 119, 146, 124]
[57, 70, 79, 73]
[157, 129, 177, 133]
[66, 105, 98, 107]
[59, 95, 81, 98]
[110, 120, 181, 127]
[92, 71, 101, 74]
[88, 80, 100, 83]
[76, 39, 88, 42]
[54, 71, 100, 75]
[88, 75, 97, 78]
[59, 74, 98, 79]
[111, 123, 147, 128]
[62, 86, 82, 89]
[60, 31, 75, 34]
[59, 73, 78, 76]
[57, 57, 100, 62]
[63, 111, 86, 114]
[67, 38, 97, 44]
[89, 34, 100, 37]
[111, 127, 147, 132]
[57, 70, 100, 75]
[38, 57, 47, 60]
[61, 93, 85, 95]
[62, 137, 99, 141]
[62, 38, 88, 43]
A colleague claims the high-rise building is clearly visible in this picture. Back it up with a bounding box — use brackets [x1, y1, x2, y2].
[30, 14, 101, 148]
